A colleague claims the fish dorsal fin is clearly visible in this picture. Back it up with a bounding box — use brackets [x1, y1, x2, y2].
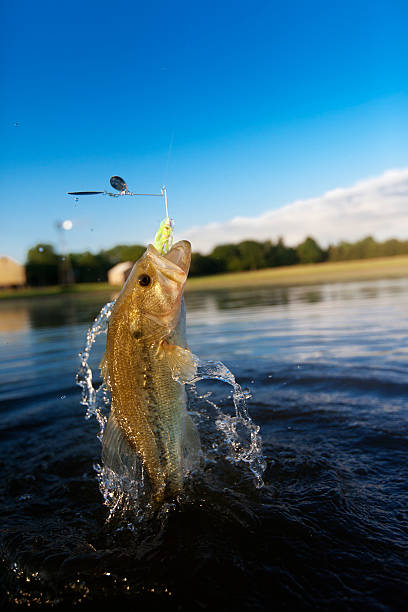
[159, 341, 198, 383]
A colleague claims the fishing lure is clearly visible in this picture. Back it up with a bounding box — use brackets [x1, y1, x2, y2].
[154, 187, 174, 255]
[154, 216, 174, 254]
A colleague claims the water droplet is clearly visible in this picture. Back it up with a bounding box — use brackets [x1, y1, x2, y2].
[60, 395, 66, 400]
[18, 494, 31, 501]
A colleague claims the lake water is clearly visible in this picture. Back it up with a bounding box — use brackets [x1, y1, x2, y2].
[1, 278, 407, 610]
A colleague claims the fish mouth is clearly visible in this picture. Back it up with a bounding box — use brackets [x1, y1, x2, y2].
[163, 240, 191, 275]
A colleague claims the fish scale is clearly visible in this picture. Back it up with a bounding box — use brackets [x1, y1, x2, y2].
[112, 335, 185, 496]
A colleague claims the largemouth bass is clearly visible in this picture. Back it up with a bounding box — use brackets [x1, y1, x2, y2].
[100, 240, 200, 503]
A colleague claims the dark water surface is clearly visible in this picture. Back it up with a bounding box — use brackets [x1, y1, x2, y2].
[1, 279, 407, 610]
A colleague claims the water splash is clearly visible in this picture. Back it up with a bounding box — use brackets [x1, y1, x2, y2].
[188, 361, 266, 487]
[76, 300, 266, 519]
[76, 300, 114, 439]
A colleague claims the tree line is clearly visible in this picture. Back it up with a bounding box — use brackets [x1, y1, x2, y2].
[25, 235, 408, 286]
[25, 243, 146, 286]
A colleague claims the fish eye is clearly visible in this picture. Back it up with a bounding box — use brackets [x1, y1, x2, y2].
[138, 274, 151, 287]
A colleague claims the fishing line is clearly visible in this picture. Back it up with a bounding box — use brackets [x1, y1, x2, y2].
[163, 129, 175, 186]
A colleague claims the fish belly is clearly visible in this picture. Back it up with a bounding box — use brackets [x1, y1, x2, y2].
[102, 380, 200, 503]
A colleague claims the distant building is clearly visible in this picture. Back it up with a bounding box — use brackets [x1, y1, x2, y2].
[108, 261, 134, 286]
[0, 256, 26, 288]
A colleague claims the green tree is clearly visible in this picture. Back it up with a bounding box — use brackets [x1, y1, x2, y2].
[329, 236, 408, 261]
[350, 236, 377, 259]
[69, 251, 110, 283]
[210, 244, 241, 272]
[296, 237, 326, 264]
[189, 253, 221, 277]
[265, 237, 299, 267]
[382, 238, 408, 257]
[26, 243, 59, 286]
[236, 240, 266, 270]
[26, 243, 58, 265]
[328, 240, 352, 261]
[102, 244, 146, 265]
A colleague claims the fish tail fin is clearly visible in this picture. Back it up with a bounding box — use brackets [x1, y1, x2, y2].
[102, 410, 200, 505]
[102, 412, 142, 478]
[102, 412, 167, 502]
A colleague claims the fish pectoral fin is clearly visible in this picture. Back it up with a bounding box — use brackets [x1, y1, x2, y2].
[160, 341, 198, 383]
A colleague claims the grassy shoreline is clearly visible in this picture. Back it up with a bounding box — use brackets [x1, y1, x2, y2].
[1, 256, 407, 300]
[186, 255, 408, 291]
[0, 283, 114, 300]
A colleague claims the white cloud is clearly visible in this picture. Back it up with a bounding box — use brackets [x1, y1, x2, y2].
[182, 169, 408, 253]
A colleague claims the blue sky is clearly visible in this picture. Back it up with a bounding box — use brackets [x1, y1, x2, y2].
[1, 0, 407, 261]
